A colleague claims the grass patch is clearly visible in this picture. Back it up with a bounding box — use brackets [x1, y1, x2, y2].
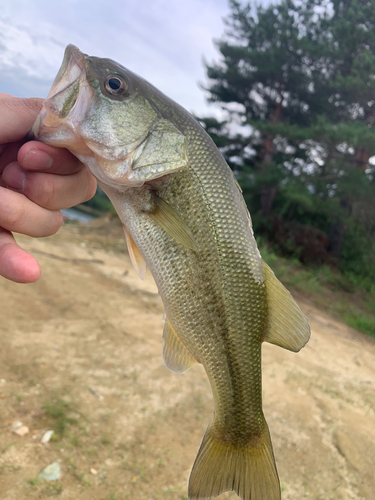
[2, 442, 16, 453]
[101, 434, 111, 445]
[345, 313, 375, 338]
[70, 436, 81, 447]
[68, 458, 91, 486]
[42, 398, 78, 436]
[42, 481, 63, 496]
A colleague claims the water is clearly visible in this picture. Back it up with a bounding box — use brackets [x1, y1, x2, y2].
[61, 208, 96, 223]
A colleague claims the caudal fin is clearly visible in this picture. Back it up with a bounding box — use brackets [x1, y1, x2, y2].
[188, 419, 280, 500]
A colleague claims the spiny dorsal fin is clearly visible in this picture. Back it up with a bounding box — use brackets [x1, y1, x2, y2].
[123, 225, 147, 280]
[262, 261, 310, 352]
[163, 317, 198, 374]
[147, 194, 198, 252]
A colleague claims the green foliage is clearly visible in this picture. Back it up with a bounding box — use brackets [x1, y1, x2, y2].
[42, 481, 63, 496]
[345, 313, 375, 338]
[43, 398, 78, 436]
[82, 186, 115, 213]
[258, 239, 375, 338]
[199, 0, 375, 286]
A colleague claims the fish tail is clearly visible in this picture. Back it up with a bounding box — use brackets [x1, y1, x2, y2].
[188, 417, 280, 500]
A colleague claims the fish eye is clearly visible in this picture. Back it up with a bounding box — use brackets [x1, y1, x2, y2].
[104, 74, 128, 95]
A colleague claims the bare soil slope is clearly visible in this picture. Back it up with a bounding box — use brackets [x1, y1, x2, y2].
[0, 218, 374, 500]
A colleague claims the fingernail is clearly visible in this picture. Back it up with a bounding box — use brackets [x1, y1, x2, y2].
[23, 149, 53, 170]
[3, 163, 26, 192]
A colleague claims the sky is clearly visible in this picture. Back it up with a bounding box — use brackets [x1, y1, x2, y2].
[0, 0, 239, 116]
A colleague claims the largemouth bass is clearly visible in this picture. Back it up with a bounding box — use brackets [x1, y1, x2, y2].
[32, 45, 310, 500]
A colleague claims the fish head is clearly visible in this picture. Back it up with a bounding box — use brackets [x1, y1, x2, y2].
[33, 44, 187, 189]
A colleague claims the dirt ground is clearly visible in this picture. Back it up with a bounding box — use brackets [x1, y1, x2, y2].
[0, 216, 374, 500]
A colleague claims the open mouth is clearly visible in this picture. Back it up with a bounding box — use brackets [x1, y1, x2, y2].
[42, 44, 86, 122]
[47, 45, 86, 101]
[31, 45, 93, 148]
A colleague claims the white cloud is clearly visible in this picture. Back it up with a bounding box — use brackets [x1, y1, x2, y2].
[0, 0, 231, 114]
[0, 19, 64, 78]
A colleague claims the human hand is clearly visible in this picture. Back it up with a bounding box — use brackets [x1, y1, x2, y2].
[0, 93, 97, 283]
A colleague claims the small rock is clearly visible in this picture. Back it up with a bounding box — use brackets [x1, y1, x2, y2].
[38, 460, 61, 481]
[41, 430, 54, 444]
[90, 468, 98, 475]
[13, 426, 29, 437]
[0, 379, 6, 384]
[89, 386, 103, 401]
[12, 421, 23, 430]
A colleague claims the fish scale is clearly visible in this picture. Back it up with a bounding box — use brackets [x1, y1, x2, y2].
[33, 44, 311, 500]
[109, 126, 267, 447]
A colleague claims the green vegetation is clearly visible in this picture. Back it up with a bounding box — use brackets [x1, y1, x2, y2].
[68, 458, 91, 486]
[27, 478, 39, 486]
[198, 0, 375, 336]
[42, 481, 63, 496]
[100, 434, 111, 445]
[42, 398, 78, 436]
[82, 186, 115, 213]
[259, 239, 375, 338]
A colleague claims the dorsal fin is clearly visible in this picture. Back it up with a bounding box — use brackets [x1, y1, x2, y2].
[262, 261, 310, 352]
[163, 317, 198, 373]
[123, 225, 147, 280]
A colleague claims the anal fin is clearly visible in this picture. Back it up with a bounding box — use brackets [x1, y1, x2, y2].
[163, 317, 197, 374]
[262, 261, 311, 352]
[123, 225, 147, 280]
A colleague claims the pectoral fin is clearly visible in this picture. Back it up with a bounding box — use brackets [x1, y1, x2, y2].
[262, 261, 310, 352]
[123, 225, 147, 280]
[163, 317, 197, 373]
[147, 194, 198, 251]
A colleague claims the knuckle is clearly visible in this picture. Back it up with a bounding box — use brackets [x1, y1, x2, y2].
[32, 175, 58, 209]
[3, 96, 43, 118]
[19, 97, 43, 115]
[44, 178, 58, 209]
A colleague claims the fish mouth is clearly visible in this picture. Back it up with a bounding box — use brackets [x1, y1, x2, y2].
[31, 45, 94, 151]
[46, 44, 86, 102]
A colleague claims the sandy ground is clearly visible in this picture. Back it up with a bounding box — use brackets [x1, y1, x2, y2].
[0, 217, 374, 500]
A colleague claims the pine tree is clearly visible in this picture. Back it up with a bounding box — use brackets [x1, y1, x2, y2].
[200, 0, 375, 280]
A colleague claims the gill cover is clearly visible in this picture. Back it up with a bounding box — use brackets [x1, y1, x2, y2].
[33, 44, 188, 188]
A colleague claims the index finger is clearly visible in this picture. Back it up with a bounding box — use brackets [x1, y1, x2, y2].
[18, 141, 84, 176]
